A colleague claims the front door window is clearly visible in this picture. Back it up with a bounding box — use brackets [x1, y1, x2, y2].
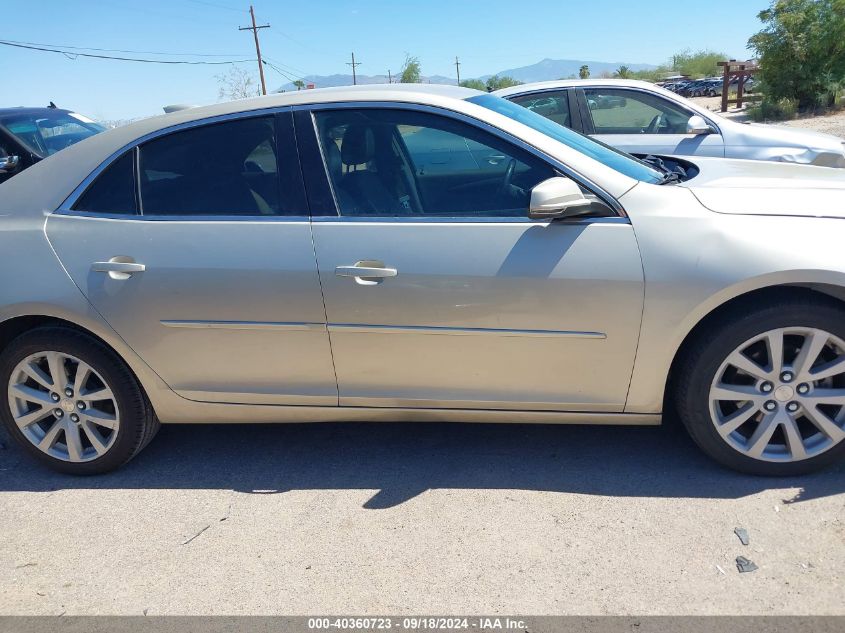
[314, 108, 556, 218]
[583, 88, 692, 135]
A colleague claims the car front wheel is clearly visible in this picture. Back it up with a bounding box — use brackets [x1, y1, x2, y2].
[676, 297, 845, 475]
[1, 327, 159, 474]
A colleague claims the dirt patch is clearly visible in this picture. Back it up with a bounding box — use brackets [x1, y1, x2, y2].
[777, 110, 845, 138]
[687, 95, 845, 139]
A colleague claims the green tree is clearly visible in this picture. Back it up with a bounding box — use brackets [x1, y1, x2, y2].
[614, 65, 632, 79]
[671, 49, 728, 78]
[293, 80, 305, 91]
[579, 65, 590, 79]
[485, 75, 522, 91]
[459, 78, 487, 90]
[399, 54, 422, 83]
[749, 0, 845, 109]
[631, 67, 668, 82]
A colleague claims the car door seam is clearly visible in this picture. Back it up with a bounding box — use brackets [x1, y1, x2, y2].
[308, 221, 341, 406]
[41, 214, 180, 396]
[615, 196, 650, 415]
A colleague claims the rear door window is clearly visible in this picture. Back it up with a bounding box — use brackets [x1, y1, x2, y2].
[509, 90, 573, 128]
[138, 116, 283, 216]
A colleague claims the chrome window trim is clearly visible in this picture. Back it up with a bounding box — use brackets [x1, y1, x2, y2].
[293, 100, 627, 218]
[505, 85, 723, 136]
[310, 215, 630, 225]
[51, 211, 311, 223]
[56, 106, 296, 217]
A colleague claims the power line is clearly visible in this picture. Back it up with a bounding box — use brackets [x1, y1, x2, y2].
[0, 38, 247, 57]
[263, 58, 306, 81]
[262, 59, 300, 85]
[0, 39, 253, 64]
[262, 56, 309, 79]
[266, 57, 310, 78]
[238, 5, 270, 95]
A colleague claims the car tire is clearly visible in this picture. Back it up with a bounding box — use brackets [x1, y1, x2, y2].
[675, 296, 845, 476]
[0, 326, 159, 474]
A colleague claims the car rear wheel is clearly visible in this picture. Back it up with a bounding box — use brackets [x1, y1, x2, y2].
[676, 298, 845, 475]
[1, 327, 159, 474]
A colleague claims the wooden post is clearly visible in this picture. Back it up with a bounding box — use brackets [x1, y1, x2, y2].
[717, 61, 759, 112]
[721, 63, 731, 113]
[736, 64, 745, 109]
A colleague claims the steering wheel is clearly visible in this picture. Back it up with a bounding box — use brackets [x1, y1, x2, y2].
[498, 158, 516, 195]
[645, 114, 664, 134]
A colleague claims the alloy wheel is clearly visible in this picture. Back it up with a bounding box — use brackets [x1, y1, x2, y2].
[709, 327, 845, 462]
[7, 351, 120, 462]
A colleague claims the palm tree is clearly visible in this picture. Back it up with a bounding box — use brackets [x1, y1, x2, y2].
[293, 80, 305, 91]
[579, 65, 590, 79]
[615, 65, 631, 79]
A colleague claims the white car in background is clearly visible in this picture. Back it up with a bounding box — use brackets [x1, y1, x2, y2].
[495, 79, 845, 168]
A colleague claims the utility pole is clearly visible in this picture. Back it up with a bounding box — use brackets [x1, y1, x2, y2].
[347, 52, 361, 85]
[454, 56, 461, 85]
[387, 69, 392, 84]
[239, 5, 270, 95]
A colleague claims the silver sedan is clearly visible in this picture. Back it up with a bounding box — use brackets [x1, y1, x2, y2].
[494, 79, 845, 167]
[1, 85, 844, 475]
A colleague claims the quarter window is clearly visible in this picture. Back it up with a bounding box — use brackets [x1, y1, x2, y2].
[138, 116, 283, 216]
[583, 88, 692, 135]
[314, 109, 556, 217]
[73, 150, 138, 215]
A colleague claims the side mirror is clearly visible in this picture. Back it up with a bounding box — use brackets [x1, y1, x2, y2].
[528, 177, 592, 220]
[686, 115, 713, 135]
[0, 155, 20, 173]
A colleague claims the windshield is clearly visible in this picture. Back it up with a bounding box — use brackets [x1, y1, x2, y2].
[0, 111, 105, 158]
[467, 94, 663, 184]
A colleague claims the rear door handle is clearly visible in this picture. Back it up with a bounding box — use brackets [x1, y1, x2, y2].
[335, 261, 397, 285]
[91, 258, 146, 280]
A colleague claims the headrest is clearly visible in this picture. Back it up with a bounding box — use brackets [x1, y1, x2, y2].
[341, 125, 376, 166]
[323, 138, 343, 183]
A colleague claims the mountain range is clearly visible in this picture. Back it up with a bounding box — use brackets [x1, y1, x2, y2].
[277, 57, 657, 91]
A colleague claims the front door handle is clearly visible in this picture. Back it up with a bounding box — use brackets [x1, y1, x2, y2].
[335, 261, 397, 285]
[91, 257, 146, 280]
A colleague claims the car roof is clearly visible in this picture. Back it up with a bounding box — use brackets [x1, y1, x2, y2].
[493, 78, 664, 98]
[124, 83, 480, 136]
[40, 83, 482, 164]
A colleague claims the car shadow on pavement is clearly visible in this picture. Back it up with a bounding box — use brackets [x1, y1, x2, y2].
[0, 420, 842, 508]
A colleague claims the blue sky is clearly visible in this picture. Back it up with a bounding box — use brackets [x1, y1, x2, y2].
[1, 0, 765, 120]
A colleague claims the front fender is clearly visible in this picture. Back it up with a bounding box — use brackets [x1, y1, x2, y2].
[621, 183, 845, 413]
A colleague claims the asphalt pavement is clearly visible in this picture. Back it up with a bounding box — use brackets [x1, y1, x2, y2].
[0, 418, 843, 615]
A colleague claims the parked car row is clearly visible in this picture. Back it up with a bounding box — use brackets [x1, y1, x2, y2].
[661, 76, 755, 98]
[1, 83, 845, 478]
